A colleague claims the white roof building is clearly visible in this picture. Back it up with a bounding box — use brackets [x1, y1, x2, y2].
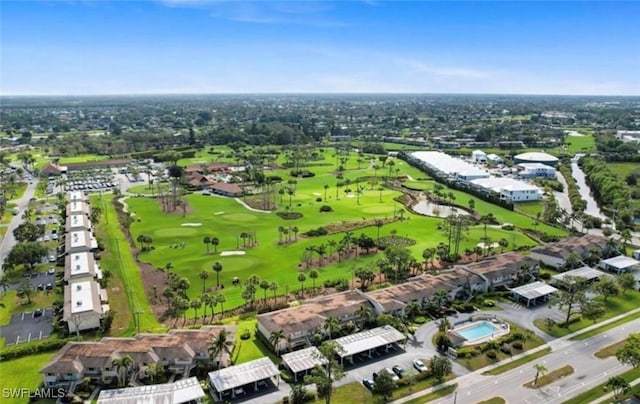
[411, 151, 490, 181]
[63, 279, 108, 333]
[486, 153, 504, 164]
[470, 177, 542, 202]
[517, 163, 556, 178]
[600, 255, 640, 273]
[98, 377, 205, 404]
[472, 150, 487, 163]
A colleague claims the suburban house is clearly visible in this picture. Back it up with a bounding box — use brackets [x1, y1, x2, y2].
[41, 327, 236, 388]
[40, 162, 67, 176]
[209, 182, 244, 197]
[459, 252, 540, 291]
[63, 279, 109, 334]
[529, 234, 608, 269]
[184, 162, 230, 175]
[471, 150, 487, 163]
[64, 252, 102, 282]
[367, 273, 460, 312]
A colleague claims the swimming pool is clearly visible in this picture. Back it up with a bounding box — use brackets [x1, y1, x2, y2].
[456, 321, 500, 342]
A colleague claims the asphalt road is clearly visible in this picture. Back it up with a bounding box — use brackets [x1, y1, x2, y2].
[401, 317, 640, 404]
[0, 168, 38, 277]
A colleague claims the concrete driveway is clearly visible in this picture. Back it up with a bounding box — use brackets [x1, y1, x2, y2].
[0, 307, 54, 346]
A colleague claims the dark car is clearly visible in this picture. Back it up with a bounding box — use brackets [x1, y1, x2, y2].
[362, 378, 375, 390]
[392, 365, 405, 378]
[37, 284, 44, 291]
[33, 308, 43, 317]
[45, 283, 53, 290]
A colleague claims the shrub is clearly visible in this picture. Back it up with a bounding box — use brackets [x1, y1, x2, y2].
[315, 197, 323, 202]
[539, 272, 551, 280]
[512, 341, 523, 350]
[0, 338, 69, 361]
[456, 347, 476, 358]
[500, 344, 511, 355]
[483, 299, 495, 307]
[240, 329, 251, 340]
[501, 223, 515, 231]
[303, 227, 329, 237]
[290, 169, 316, 178]
[413, 316, 427, 324]
[486, 350, 498, 359]
[276, 212, 303, 220]
[319, 205, 333, 212]
[568, 314, 582, 325]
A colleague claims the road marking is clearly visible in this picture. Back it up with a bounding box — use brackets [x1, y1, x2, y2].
[28, 332, 32, 342]
[21, 313, 25, 320]
[39, 330, 43, 340]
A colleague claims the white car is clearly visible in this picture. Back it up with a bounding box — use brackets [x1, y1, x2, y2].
[413, 359, 428, 373]
[383, 367, 400, 381]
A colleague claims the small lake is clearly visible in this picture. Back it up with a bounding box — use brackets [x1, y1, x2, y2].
[412, 201, 471, 218]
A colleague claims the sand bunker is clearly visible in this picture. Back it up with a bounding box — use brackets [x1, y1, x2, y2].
[566, 130, 585, 137]
[345, 194, 356, 198]
[181, 223, 202, 227]
[313, 192, 322, 196]
[220, 251, 246, 256]
[214, 212, 225, 215]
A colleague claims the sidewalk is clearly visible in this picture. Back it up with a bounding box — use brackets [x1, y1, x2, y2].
[392, 306, 640, 404]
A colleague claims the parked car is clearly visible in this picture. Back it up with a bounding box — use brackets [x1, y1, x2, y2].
[362, 378, 375, 390]
[47, 267, 56, 275]
[384, 368, 400, 381]
[413, 359, 428, 373]
[48, 255, 57, 262]
[392, 365, 405, 378]
[45, 283, 53, 290]
[34, 308, 43, 317]
[37, 284, 44, 291]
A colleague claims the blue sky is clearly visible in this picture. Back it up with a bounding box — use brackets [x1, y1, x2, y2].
[1, 1, 639, 95]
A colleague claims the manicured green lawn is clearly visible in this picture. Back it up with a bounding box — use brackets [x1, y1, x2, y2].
[483, 347, 552, 376]
[609, 162, 640, 179]
[562, 367, 640, 404]
[515, 201, 544, 218]
[0, 352, 56, 404]
[571, 310, 640, 341]
[231, 319, 280, 365]
[311, 382, 372, 404]
[402, 383, 458, 404]
[523, 365, 574, 388]
[564, 133, 596, 155]
[92, 195, 163, 336]
[536, 290, 640, 338]
[402, 180, 566, 237]
[57, 154, 110, 165]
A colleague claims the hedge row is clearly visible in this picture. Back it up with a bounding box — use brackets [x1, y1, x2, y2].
[0, 338, 69, 361]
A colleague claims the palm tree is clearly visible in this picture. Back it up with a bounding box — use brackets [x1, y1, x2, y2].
[260, 280, 270, 302]
[297, 273, 307, 294]
[323, 315, 341, 338]
[355, 305, 372, 329]
[323, 184, 329, 201]
[292, 226, 299, 241]
[269, 282, 279, 302]
[432, 289, 450, 314]
[201, 293, 212, 322]
[211, 236, 220, 253]
[309, 269, 319, 292]
[199, 271, 209, 295]
[533, 363, 547, 387]
[212, 261, 223, 288]
[422, 248, 435, 271]
[498, 238, 509, 253]
[375, 219, 384, 242]
[269, 329, 287, 354]
[191, 299, 202, 320]
[208, 329, 234, 370]
[112, 355, 134, 387]
[217, 294, 226, 317]
[203, 236, 211, 254]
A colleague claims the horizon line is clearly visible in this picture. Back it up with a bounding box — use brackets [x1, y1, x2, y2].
[2, 91, 639, 98]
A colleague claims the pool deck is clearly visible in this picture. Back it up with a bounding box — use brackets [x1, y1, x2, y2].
[451, 319, 510, 347]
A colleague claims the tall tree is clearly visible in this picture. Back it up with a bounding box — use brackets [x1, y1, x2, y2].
[616, 333, 640, 368]
[199, 271, 209, 295]
[430, 355, 452, 383]
[269, 329, 287, 355]
[203, 236, 211, 254]
[208, 329, 234, 370]
[618, 273, 636, 294]
[533, 363, 548, 387]
[112, 355, 134, 387]
[212, 261, 223, 288]
[210, 236, 220, 253]
[548, 275, 590, 327]
[304, 341, 346, 404]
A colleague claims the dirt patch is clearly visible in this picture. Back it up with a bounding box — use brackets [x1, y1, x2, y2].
[243, 193, 277, 211]
[277, 212, 303, 220]
[154, 195, 194, 216]
[136, 258, 170, 320]
[302, 217, 398, 237]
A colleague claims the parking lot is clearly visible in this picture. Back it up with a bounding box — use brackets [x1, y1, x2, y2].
[0, 307, 54, 346]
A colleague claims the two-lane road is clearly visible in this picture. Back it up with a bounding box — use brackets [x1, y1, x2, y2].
[429, 320, 640, 404]
[0, 170, 39, 277]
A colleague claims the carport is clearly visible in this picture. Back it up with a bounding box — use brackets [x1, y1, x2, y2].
[281, 346, 327, 381]
[551, 266, 608, 284]
[208, 357, 279, 400]
[600, 255, 640, 274]
[333, 325, 406, 365]
[510, 281, 558, 307]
